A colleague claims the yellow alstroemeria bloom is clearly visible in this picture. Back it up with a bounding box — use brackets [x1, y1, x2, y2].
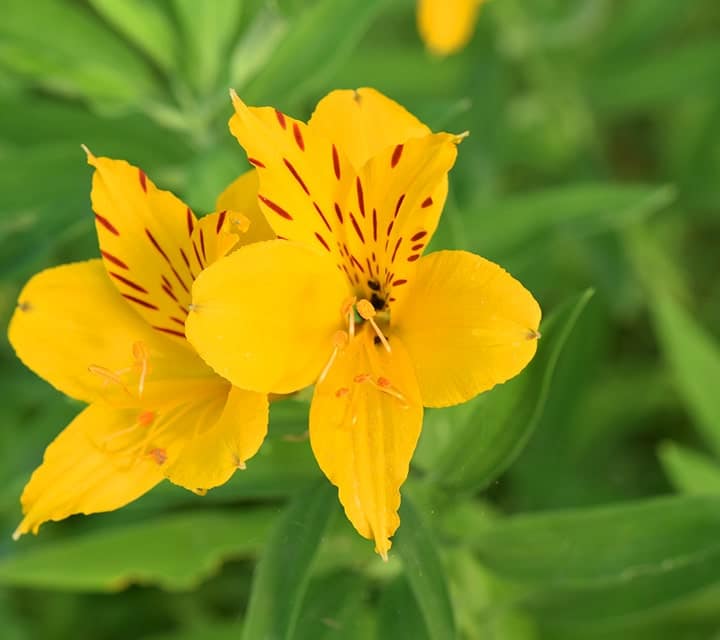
[8, 153, 271, 538]
[417, 0, 485, 56]
[187, 88, 541, 557]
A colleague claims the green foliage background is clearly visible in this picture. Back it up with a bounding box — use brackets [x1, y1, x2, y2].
[1, 0, 720, 638]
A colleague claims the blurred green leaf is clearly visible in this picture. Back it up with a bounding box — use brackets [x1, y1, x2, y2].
[293, 571, 369, 640]
[376, 576, 430, 640]
[88, 0, 178, 72]
[172, 0, 244, 95]
[474, 495, 720, 621]
[0, 509, 274, 591]
[649, 290, 720, 456]
[426, 288, 594, 492]
[243, 0, 389, 108]
[241, 481, 336, 640]
[0, 0, 157, 109]
[456, 184, 674, 259]
[395, 497, 456, 640]
[658, 442, 720, 495]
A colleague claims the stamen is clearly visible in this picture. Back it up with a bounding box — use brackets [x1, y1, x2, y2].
[341, 296, 357, 338]
[370, 376, 409, 408]
[318, 330, 349, 384]
[132, 341, 150, 397]
[356, 299, 391, 353]
[88, 365, 130, 393]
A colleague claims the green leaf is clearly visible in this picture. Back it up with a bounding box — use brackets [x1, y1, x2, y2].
[425, 289, 594, 492]
[0, 509, 274, 591]
[0, 0, 157, 109]
[453, 184, 674, 259]
[658, 442, 720, 495]
[473, 495, 720, 621]
[649, 290, 720, 456]
[395, 497, 456, 640]
[376, 576, 430, 640]
[243, 0, 389, 109]
[172, 0, 244, 95]
[88, 0, 178, 72]
[241, 481, 337, 640]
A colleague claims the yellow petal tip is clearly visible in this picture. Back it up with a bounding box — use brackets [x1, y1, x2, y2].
[379, 549, 389, 562]
[11, 527, 22, 541]
[81, 143, 96, 161]
[229, 88, 245, 110]
[453, 130, 470, 144]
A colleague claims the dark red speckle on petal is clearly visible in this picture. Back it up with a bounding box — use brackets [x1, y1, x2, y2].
[421, 196, 433, 208]
[95, 213, 120, 236]
[332, 145, 341, 179]
[138, 169, 148, 193]
[411, 230, 428, 242]
[391, 144, 404, 168]
[293, 122, 305, 151]
[275, 109, 287, 129]
[259, 195, 293, 221]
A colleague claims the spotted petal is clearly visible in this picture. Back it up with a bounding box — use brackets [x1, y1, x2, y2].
[308, 88, 431, 169]
[310, 326, 423, 558]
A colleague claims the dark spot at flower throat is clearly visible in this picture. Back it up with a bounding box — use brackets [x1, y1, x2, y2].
[370, 292, 386, 311]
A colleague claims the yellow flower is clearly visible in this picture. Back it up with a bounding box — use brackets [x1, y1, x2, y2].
[8, 153, 272, 538]
[417, 0, 485, 56]
[187, 88, 541, 558]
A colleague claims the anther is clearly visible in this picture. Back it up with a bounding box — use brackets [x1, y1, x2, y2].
[137, 410, 156, 427]
[357, 299, 391, 353]
[149, 448, 167, 465]
[335, 387, 350, 398]
[230, 213, 250, 233]
[369, 376, 409, 408]
[353, 373, 371, 383]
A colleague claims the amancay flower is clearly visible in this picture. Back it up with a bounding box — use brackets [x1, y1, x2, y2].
[417, 0, 485, 56]
[8, 153, 271, 538]
[187, 88, 541, 558]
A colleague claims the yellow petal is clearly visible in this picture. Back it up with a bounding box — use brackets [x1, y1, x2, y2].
[336, 133, 459, 309]
[187, 240, 351, 394]
[308, 88, 430, 169]
[310, 326, 423, 558]
[15, 403, 164, 537]
[8, 260, 200, 404]
[164, 387, 268, 491]
[228, 92, 353, 259]
[216, 169, 276, 245]
[417, 0, 483, 56]
[88, 154, 241, 337]
[393, 250, 541, 407]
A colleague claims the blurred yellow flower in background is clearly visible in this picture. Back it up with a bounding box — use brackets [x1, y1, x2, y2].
[8, 155, 271, 538]
[417, 0, 485, 56]
[187, 88, 540, 557]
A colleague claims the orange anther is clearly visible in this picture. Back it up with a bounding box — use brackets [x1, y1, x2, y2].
[356, 299, 376, 320]
[354, 373, 371, 383]
[377, 377, 391, 388]
[335, 387, 350, 398]
[137, 410, 156, 427]
[333, 330, 349, 348]
[149, 447, 167, 465]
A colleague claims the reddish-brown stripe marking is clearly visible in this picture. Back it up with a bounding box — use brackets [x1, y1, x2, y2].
[349, 213, 365, 243]
[186, 208, 195, 235]
[216, 210, 227, 233]
[145, 228, 170, 261]
[350, 255, 365, 273]
[179, 248, 191, 269]
[101, 250, 128, 269]
[138, 169, 148, 193]
[170, 266, 190, 293]
[123, 294, 158, 311]
[313, 201, 332, 232]
[391, 237, 402, 262]
[153, 326, 185, 338]
[199, 229, 207, 262]
[411, 230, 428, 241]
[248, 157, 265, 168]
[259, 194, 293, 220]
[177, 304, 189, 316]
[411, 243, 424, 251]
[110, 272, 147, 294]
[366, 258, 374, 276]
[394, 194, 405, 218]
[334, 202, 344, 223]
[284, 159, 310, 195]
[162, 275, 174, 290]
[162, 284, 178, 302]
[386, 220, 395, 237]
[315, 232, 331, 252]
[170, 316, 185, 327]
[332, 145, 341, 179]
[421, 196, 433, 208]
[372, 209, 378, 242]
[407, 254, 420, 262]
[95, 213, 120, 236]
[356, 177, 366, 217]
[292, 122, 305, 150]
[391, 144, 404, 168]
[393, 278, 408, 286]
[275, 109, 287, 129]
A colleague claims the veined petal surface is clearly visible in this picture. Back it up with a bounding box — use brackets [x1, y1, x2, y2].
[187, 240, 351, 394]
[8, 260, 200, 404]
[393, 250, 541, 407]
[15, 403, 164, 537]
[310, 327, 423, 558]
[308, 88, 430, 169]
